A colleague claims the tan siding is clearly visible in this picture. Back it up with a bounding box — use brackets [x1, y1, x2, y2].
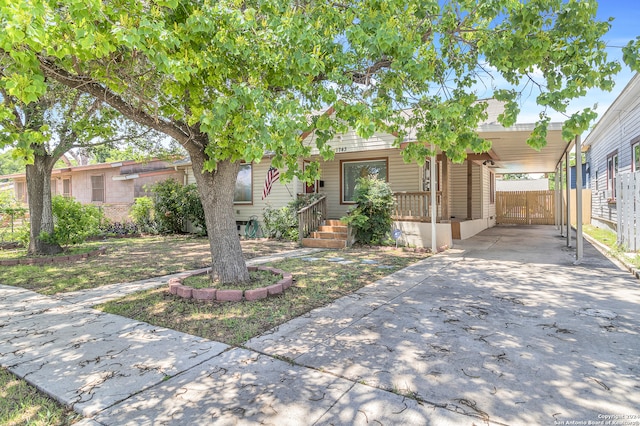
[304, 131, 398, 155]
[313, 148, 421, 219]
[473, 163, 482, 218]
[450, 163, 467, 219]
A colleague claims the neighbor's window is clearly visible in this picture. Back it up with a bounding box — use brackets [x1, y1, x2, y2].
[341, 158, 388, 203]
[15, 181, 27, 203]
[606, 151, 618, 199]
[234, 163, 252, 204]
[91, 175, 105, 202]
[50, 179, 57, 197]
[62, 178, 71, 197]
[632, 139, 640, 172]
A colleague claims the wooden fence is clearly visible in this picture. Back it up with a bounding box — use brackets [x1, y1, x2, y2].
[617, 171, 640, 251]
[496, 190, 555, 225]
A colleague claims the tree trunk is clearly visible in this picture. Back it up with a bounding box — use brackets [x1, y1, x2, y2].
[190, 154, 250, 284]
[26, 154, 63, 256]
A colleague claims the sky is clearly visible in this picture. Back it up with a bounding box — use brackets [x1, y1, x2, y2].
[514, 0, 640, 125]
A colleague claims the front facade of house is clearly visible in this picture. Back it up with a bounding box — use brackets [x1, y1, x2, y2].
[7, 160, 184, 222]
[584, 73, 640, 234]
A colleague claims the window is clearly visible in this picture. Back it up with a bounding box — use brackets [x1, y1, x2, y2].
[62, 178, 71, 197]
[15, 181, 27, 203]
[234, 163, 252, 204]
[341, 158, 388, 203]
[51, 179, 57, 197]
[633, 138, 640, 172]
[606, 151, 618, 200]
[91, 175, 105, 202]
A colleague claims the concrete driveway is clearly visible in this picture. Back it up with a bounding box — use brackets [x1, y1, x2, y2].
[247, 225, 640, 425]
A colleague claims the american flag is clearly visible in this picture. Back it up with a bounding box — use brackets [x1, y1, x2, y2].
[262, 166, 280, 199]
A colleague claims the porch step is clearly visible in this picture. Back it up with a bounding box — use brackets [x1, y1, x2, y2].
[301, 238, 347, 249]
[301, 219, 348, 249]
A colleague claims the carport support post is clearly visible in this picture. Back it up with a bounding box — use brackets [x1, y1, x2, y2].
[556, 164, 562, 234]
[431, 144, 437, 251]
[575, 135, 583, 262]
[565, 151, 571, 247]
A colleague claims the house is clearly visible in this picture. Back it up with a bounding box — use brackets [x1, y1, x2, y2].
[583, 72, 640, 249]
[4, 159, 185, 222]
[183, 100, 570, 250]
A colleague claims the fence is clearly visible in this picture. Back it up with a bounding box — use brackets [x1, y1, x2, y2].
[617, 171, 640, 251]
[496, 190, 555, 225]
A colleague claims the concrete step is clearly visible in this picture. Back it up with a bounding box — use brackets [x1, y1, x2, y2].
[318, 225, 347, 233]
[301, 238, 347, 249]
[310, 231, 348, 240]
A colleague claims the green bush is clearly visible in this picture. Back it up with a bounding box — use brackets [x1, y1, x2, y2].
[151, 179, 206, 235]
[342, 176, 395, 245]
[40, 195, 104, 246]
[262, 194, 323, 241]
[130, 196, 157, 234]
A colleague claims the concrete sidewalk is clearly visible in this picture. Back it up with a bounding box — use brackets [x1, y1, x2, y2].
[1, 226, 639, 425]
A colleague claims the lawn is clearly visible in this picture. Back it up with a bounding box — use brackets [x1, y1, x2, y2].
[0, 368, 80, 426]
[0, 235, 298, 295]
[583, 224, 640, 269]
[97, 248, 429, 345]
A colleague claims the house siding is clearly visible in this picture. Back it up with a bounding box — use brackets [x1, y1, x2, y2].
[304, 130, 398, 155]
[586, 73, 640, 230]
[450, 163, 467, 219]
[312, 148, 420, 219]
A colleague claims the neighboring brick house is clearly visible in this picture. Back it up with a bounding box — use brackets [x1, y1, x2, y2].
[4, 159, 185, 222]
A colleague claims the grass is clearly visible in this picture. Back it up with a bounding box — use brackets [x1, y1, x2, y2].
[98, 248, 430, 346]
[583, 224, 640, 269]
[0, 368, 80, 426]
[0, 235, 298, 295]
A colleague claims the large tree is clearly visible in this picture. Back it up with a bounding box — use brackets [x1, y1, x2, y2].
[1, 0, 637, 281]
[0, 82, 165, 255]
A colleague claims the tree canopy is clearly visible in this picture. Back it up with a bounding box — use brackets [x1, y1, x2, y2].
[1, 0, 637, 281]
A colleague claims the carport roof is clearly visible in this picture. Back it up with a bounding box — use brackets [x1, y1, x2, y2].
[478, 122, 570, 174]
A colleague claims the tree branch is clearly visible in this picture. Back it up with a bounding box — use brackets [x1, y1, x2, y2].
[36, 55, 198, 151]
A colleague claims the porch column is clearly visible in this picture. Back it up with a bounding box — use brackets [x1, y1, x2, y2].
[565, 150, 571, 247]
[431, 144, 437, 251]
[575, 135, 583, 262]
[555, 165, 561, 232]
[466, 160, 473, 220]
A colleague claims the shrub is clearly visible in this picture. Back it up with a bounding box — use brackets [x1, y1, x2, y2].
[342, 176, 395, 245]
[130, 196, 156, 234]
[262, 194, 323, 241]
[151, 179, 206, 235]
[40, 196, 104, 246]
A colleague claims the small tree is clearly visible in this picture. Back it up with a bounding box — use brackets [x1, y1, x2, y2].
[342, 176, 395, 245]
[151, 179, 205, 235]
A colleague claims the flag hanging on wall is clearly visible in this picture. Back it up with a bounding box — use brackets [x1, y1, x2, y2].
[262, 166, 280, 199]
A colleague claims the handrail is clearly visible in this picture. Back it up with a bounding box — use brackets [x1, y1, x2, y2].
[393, 191, 441, 222]
[297, 195, 327, 243]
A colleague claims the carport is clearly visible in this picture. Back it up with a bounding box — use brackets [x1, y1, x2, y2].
[478, 121, 585, 262]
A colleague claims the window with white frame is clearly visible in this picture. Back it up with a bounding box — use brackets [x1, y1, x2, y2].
[341, 158, 388, 203]
[91, 175, 105, 202]
[606, 151, 618, 200]
[633, 139, 640, 172]
[234, 163, 252, 204]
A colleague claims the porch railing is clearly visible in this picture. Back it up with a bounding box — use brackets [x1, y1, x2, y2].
[393, 191, 441, 222]
[297, 195, 327, 243]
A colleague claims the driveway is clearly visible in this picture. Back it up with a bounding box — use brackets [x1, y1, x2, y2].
[247, 225, 640, 424]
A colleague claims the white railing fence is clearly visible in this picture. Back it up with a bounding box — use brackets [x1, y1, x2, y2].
[617, 171, 640, 251]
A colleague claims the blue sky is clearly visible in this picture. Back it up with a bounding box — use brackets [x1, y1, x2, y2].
[516, 0, 640, 124]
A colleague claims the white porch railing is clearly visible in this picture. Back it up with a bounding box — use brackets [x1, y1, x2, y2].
[297, 195, 327, 243]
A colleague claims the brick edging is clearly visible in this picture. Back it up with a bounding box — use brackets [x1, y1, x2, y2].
[168, 266, 294, 302]
[0, 246, 107, 266]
